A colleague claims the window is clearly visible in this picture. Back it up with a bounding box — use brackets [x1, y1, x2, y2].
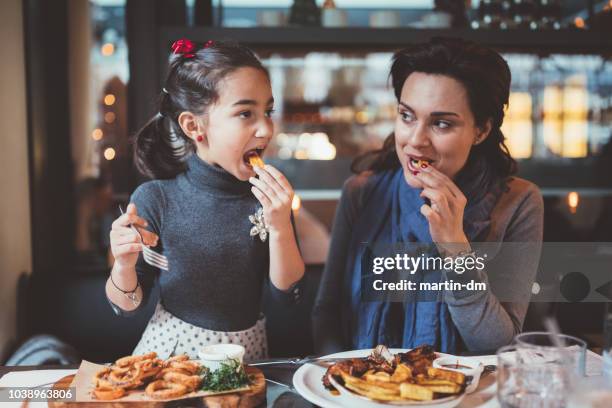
[74, 0, 129, 271]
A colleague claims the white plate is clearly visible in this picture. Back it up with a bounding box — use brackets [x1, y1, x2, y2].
[292, 348, 465, 408]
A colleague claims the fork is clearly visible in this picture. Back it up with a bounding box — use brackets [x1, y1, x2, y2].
[119, 205, 169, 271]
[249, 356, 351, 367]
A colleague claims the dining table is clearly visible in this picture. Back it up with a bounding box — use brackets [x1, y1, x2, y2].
[0, 349, 605, 408]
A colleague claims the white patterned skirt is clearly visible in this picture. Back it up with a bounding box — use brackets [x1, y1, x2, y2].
[132, 303, 268, 362]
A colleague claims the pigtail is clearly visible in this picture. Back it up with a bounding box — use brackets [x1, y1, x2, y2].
[133, 113, 189, 179]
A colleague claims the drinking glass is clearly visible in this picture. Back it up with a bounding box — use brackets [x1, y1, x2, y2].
[497, 343, 574, 408]
[514, 331, 587, 376]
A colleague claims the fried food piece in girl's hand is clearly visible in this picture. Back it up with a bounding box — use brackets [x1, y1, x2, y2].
[247, 152, 265, 168]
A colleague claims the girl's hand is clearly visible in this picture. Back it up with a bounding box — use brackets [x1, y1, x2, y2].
[249, 165, 294, 234]
[412, 165, 470, 254]
[110, 203, 159, 269]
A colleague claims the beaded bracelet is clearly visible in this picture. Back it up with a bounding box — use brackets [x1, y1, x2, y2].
[110, 273, 141, 307]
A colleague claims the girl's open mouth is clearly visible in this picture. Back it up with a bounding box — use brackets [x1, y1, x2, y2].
[243, 148, 265, 168]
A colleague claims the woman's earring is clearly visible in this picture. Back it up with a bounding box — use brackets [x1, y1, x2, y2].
[196, 135, 204, 142]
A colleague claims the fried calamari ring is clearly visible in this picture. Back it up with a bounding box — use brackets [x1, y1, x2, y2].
[93, 386, 126, 400]
[108, 365, 143, 389]
[93, 367, 111, 385]
[159, 371, 202, 392]
[115, 351, 157, 367]
[163, 354, 189, 366]
[167, 360, 200, 375]
[135, 358, 163, 381]
[91, 353, 203, 401]
[145, 380, 188, 400]
[156, 367, 193, 378]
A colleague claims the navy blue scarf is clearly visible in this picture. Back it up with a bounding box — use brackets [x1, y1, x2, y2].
[342, 164, 502, 353]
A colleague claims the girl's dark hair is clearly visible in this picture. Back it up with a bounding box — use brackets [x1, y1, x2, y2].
[133, 41, 268, 179]
[352, 37, 517, 190]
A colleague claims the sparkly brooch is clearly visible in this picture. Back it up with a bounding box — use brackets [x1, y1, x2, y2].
[249, 207, 269, 242]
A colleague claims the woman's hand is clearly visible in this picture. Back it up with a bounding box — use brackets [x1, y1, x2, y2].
[110, 203, 159, 269]
[249, 165, 294, 234]
[413, 165, 470, 255]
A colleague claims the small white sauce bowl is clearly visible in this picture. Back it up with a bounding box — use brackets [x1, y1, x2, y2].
[197, 344, 245, 372]
[433, 356, 484, 394]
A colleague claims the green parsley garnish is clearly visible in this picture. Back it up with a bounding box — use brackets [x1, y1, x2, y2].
[200, 359, 250, 392]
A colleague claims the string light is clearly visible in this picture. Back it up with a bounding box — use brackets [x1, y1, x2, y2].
[104, 94, 116, 106]
[104, 147, 116, 161]
[101, 43, 115, 56]
[92, 128, 103, 140]
[567, 191, 579, 214]
[104, 112, 116, 123]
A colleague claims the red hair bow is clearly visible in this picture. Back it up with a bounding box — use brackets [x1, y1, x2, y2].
[171, 38, 196, 58]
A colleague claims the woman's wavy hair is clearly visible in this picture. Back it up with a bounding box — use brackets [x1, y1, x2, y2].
[352, 37, 517, 188]
[133, 41, 268, 179]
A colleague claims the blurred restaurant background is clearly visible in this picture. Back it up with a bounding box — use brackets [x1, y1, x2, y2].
[1, 0, 612, 364]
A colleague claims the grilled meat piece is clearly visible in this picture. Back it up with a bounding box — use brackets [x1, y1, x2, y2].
[365, 357, 395, 374]
[371, 345, 394, 364]
[397, 345, 436, 364]
[395, 345, 436, 376]
[322, 358, 370, 390]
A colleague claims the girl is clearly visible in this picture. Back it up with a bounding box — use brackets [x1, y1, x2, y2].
[313, 38, 544, 354]
[105, 39, 305, 361]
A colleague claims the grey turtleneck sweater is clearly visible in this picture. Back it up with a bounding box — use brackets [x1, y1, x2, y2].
[111, 154, 301, 331]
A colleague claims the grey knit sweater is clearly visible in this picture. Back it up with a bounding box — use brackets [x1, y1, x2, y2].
[111, 154, 301, 331]
[313, 173, 544, 353]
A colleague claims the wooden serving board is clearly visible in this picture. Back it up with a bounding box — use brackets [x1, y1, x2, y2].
[48, 366, 266, 408]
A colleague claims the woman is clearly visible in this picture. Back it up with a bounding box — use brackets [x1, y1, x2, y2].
[313, 38, 543, 354]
